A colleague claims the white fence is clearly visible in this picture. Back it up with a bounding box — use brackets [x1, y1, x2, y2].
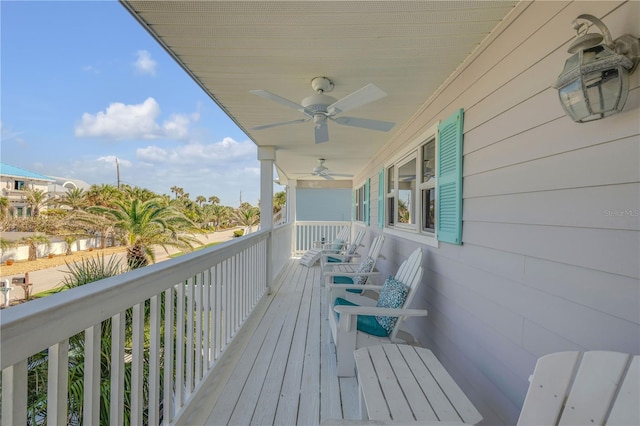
[293, 221, 351, 256]
[1, 230, 272, 425]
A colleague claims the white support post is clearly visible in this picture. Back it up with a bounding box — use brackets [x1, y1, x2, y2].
[288, 180, 297, 256]
[258, 146, 275, 293]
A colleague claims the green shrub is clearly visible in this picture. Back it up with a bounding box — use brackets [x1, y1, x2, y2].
[233, 229, 244, 238]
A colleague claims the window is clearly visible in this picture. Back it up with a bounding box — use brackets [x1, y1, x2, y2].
[386, 165, 395, 226]
[383, 108, 463, 245]
[387, 153, 419, 230]
[14, 180, 25, 190]
[419, 139, 436, 233]
[354, 180, 370, 224]
[355, 185, 364, 221]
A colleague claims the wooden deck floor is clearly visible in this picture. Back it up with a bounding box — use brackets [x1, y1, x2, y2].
[189, 260, 360, 425]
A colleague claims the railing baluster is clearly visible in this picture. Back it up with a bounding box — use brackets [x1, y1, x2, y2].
[110, 311, 125, 426]
[2, 360, 28, 425]
[84, 325, 101, 426]
[131, 302, 145, 425]
[149, 294, 161, 426]
[163, 287, 175, 426]
[175, 282, 185, 408]
[202, 269, 211, 371]
[48, 339, 69, 425]
[215, 263, 222, 359]
[195, 273, 203, 382]
[186, 278, 194, 397]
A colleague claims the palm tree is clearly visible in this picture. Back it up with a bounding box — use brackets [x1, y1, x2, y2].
[89, 197, 201, 269]
[208, 195, 220, 205]
[273, 191, 286, 213]
[196, 195, 206, 206]
[24, 188, 49, 217]
[87, 184, 121, 207]
[234, 204, 260, 233]
[0, 196, 11, 219]
[210, 203, 229, 228]
[123, 185, 157, 202]
[170, 186, 183, 199]
[61, 187, 88, 211]
[17, 233, 51, 261]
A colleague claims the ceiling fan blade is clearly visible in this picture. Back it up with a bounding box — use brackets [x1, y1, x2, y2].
[333, 116, 395, 132]
[328, 173, 354, 177]
[314, 122, 329, 144]
[322, 174, 335, 180]
[251, 118, 308, 131]
[327, 83, 387, 115]
[249, 90, 309, 115]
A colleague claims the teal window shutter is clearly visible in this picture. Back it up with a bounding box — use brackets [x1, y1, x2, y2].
[364, 178, 370, 226]
[437, 108, 464, 245]
[378, 168, 384, 228]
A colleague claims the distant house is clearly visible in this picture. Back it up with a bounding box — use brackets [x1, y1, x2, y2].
[47, 175, 91, 204]
[0, 162, 55, 217]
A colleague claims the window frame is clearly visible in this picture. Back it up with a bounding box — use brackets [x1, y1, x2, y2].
[354, 181, 368, 223]
[384, 122, 439, 247]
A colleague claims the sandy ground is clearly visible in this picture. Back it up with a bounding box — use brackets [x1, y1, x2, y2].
[0, 229, 238, 307]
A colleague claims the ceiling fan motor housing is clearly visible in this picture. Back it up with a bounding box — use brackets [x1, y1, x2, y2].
[301, 93, 337, 113]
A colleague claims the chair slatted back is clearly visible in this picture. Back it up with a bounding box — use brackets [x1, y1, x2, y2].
[389, 248, 423, 340]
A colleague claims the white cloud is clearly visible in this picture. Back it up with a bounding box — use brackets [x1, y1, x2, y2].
[97, 155, 133, 168]
[74, 98, 200, 141]
[133, 50, 156, 76]
[137, 137, 256, 165]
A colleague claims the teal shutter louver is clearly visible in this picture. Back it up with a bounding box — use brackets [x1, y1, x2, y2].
[378, 168, 384, 228]
[364, 178, 370, 226]
[437, 108, 464, 245]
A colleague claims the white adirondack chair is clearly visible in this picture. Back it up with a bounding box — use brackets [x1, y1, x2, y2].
[299, 226, 350, 267]
[328, 247, 428, 376]
[518, 351, 639, 425]
[320, 229, 366, 267]
[322, 234, 385, 289]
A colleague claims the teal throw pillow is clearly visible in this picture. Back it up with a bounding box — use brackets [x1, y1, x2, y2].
[375, 276, 408, 334]
[330, 239, 345, 253]
[353, 257, 374, 286]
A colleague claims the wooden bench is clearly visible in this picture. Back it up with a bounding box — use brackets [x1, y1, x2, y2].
[354, 344, 482, 424]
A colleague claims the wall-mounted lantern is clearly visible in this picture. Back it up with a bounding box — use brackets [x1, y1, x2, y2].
[553, 14, 639, 123]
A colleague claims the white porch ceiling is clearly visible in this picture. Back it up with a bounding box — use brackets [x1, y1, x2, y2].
[121, 1, 518, 183]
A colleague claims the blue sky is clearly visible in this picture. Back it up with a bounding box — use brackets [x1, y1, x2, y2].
[1, 0, 263, 206]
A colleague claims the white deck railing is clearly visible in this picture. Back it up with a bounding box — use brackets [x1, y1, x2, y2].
[0, 230, 275, 426]
[294, 221, 351, 256]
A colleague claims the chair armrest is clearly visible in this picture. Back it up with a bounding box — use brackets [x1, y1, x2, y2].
[333, 305, 428, 317]
[327, 283, 384, 292]
[325, 271, 381, 279]
[320, 253, 360, 261]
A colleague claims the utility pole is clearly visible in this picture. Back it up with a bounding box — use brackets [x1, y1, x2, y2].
[116, 158, 121, 190]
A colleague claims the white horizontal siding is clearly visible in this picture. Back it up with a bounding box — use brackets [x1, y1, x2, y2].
[464, 183, 640, 231]
[357, 1, 639, 424]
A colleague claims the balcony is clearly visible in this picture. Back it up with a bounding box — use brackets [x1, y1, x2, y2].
[1, 221, 362, 425]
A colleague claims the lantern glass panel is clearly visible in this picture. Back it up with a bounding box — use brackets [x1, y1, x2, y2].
[559, 78, 589, 121]
[584, 68, 622, 114]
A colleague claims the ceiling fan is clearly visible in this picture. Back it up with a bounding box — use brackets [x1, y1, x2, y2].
[296, 159, 353, 180]
[250, 76, 395, 144]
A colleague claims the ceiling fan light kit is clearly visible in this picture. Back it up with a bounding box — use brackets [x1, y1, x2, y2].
[250, 76, 395, 144]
